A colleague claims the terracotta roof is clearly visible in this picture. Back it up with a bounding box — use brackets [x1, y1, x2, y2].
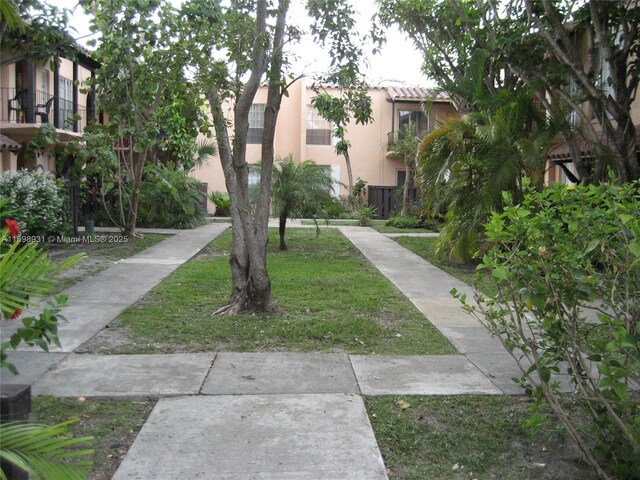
[386, 87, 449, 102]
[0, 134, 21, 152]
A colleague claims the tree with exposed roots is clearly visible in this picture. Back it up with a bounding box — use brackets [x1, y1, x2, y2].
[181, 0, 368, 314]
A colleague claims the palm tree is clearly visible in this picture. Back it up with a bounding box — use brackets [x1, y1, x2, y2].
[417, 85, 563, 262]
[272, 155, 333, 250]
[0, 0, 25, 43]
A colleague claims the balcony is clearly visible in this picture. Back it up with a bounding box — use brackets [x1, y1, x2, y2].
[1, 87, 89, 134]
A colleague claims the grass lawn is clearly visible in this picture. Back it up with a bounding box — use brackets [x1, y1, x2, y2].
[30, 396, 156, 480]
[47, 234, 168, 294]
[111, 228, 456, 354]
[367, 395, 596, 480]
[393, 236, 497, 296]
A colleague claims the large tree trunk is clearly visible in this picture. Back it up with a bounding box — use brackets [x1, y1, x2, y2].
[123, 149, 146, 237]
[208, 0, 289, 314]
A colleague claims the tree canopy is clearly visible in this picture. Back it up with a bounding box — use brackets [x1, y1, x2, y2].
[376, 0, 640, 183]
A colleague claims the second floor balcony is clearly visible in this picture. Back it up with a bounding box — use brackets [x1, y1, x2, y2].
[1, 87, 91, 134]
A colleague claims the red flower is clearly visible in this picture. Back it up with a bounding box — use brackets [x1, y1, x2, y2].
[5, 219, 20, 240]
[10, 309, 22, 320]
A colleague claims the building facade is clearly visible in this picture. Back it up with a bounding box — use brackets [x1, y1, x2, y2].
[190, 79, 456, 211]
[0, 47, 100, 173]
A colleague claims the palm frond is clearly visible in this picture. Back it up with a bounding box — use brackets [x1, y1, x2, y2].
[0, 233, 85, 318]
[0, 420, 93, 480]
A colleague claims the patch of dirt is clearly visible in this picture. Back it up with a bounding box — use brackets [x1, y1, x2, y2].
[76, 323, 143, 354]
[47, 245, 121, 293]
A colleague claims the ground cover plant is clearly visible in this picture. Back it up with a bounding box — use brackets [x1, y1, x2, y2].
[367, 395, 597, 480]
[30, 397, 156, 480]
[91, 228, 456, 354]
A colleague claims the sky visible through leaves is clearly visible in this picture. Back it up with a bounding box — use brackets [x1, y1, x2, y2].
[48, 0, 433, 86]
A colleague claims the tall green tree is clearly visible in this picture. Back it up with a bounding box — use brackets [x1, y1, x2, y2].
[271, 156, 333, 251]
[182, 0, 367, 314]
[84, 0, 202, 236]
[375, 0, 640, 183]
[1, 0, 78, 67]
[308, 0, 373, 208]
[393, 122, 420, 217]
[311, 88, 372, 208]
[522, 0, 640, 183]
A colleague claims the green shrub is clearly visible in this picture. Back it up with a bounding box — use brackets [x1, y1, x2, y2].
[354, 205, 376, 226]
[137, 165, 205, 229]
[456, 181, 640, 478]
[386, 215, 424, 229]
[0, 170, 68, 238]
[208, 191, 231, 217]
[318, 197, 346, 219]
[386, 215, 442, 231]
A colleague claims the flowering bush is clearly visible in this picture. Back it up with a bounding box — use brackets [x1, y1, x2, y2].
[0, 170, 68, 238]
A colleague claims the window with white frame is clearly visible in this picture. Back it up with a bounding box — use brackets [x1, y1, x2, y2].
[247, 104, 265, 144]
[58, 76, 74, 126]
[306, 106, 332, 145]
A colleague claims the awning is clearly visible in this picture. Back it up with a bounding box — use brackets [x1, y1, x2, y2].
[0, 134, 22, 152]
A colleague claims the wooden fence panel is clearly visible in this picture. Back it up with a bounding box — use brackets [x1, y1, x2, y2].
[367, 186, 418, 219]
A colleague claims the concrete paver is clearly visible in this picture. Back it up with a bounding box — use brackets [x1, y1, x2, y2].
[338, 226, 475, 301]
[338, 226, 520, 394]
[0, 352, 66, 386]
[350, 355, 501, 395]
[202, 352, 359, 395]
[437, 325, 506, 355]
[112, 394, 388, 480]
[411, 298, 479, 327]
[466, 352, 527, 395]
[32, 353, 215, 397]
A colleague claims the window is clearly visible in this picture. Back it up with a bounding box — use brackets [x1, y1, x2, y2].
[398, 110, 429, 137]
[247, 104, 265, 144]
[397, 170, 406, 187]
[58, 76, 73, 127]
[306, 107, 332, 145]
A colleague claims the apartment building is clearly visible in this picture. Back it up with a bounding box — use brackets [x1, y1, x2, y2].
[190, 78, 455, 211]
[0, 43, 100, 173]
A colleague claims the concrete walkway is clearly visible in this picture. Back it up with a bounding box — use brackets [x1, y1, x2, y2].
[338, 226, 523, 395]
[0, 223, 524, 479]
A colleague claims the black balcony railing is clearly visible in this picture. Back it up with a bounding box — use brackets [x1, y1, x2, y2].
[1, 87, 88, 133]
